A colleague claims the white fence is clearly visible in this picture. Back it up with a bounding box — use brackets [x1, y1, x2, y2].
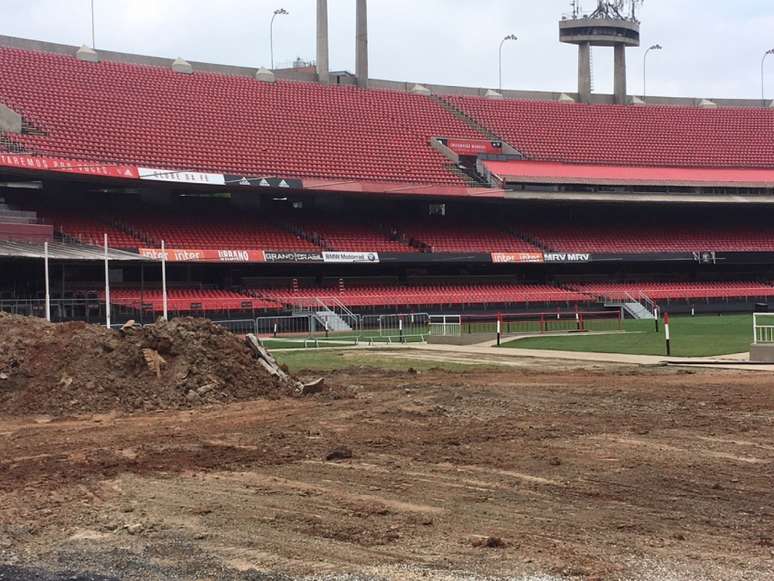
[753, 313, 774, 344]
[429, 315, 462, 337]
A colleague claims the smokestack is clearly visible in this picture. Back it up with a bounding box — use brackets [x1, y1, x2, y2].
[316, 0, 329, 83]
[356, 0, 368, 88]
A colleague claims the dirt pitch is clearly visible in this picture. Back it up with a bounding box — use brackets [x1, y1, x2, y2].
[1, 353, 773, 580]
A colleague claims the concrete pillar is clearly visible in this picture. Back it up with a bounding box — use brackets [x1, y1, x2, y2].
[356, 0, 368, 88]
[316, 0, 330, 83]
[614, 44, 627, 105]
[578, 42, 592, 103]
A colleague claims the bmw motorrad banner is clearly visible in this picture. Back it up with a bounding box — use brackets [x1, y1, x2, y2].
[322, 252, 380, 264]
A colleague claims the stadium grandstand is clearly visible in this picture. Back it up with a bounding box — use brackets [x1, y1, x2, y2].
[3, 0, 774, 328]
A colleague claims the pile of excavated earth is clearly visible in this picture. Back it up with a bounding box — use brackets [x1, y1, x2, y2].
[0, 313, 308, 416]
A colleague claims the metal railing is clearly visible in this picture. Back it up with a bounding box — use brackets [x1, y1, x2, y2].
[753, 313, 774, 344]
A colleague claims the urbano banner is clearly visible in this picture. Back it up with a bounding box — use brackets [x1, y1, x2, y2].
[491, 252, 545, 264]
[322, 252, 380, 264]
[139, 248, 265, 263]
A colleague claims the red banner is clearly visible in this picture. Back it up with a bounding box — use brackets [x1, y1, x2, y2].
[444, 139, 503, 155]
[0, 154, 139, 179]
[491, 252, 545, 264]
[139, 248, 265, 263]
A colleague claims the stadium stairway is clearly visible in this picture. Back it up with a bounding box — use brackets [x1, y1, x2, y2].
[431, 95, 522, 158]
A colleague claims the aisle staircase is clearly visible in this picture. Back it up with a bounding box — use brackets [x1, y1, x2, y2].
[604, 292, 657, 320]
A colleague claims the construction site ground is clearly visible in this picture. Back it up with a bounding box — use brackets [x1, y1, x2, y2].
[1, 347, 773, 580]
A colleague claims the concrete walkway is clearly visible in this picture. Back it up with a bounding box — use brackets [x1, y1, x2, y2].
[392, 341, 774, 373]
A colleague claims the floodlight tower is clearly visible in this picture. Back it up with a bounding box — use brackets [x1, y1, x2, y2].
[560, 0, 642, 104]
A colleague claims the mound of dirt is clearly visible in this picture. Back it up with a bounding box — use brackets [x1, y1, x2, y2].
[0, 314, 297, 416]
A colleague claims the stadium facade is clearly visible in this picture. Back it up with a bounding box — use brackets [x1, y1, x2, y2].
[2, 24, 774, 328]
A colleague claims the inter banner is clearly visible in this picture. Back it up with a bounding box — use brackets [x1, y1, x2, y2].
[491, 252, 545, 264]
[139, 248, 265, 263]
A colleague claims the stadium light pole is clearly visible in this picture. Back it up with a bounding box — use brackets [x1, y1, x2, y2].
[270, 8, 289, 70]
[499, 34, 518, 92]
[762, 49, 774, 107]
[44, 241, 51, 322]
[90, 0, 96, 48]
[643, 44, 662, 102]
[104, 233, 111, 329]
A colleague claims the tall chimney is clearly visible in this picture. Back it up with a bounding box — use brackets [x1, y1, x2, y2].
[316, 0, 330, 83]
[356, 0, 368, 88]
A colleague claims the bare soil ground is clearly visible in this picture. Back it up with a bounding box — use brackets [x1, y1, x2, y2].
[1, 360, 773, 580]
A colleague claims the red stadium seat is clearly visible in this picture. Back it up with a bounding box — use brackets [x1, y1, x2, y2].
[448, 96, 774, 169]
[0, 47, 484, 186]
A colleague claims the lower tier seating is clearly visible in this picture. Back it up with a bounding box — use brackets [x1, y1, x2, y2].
[255, 283, 590, 308]
[106, 288, 279, 313]
[571, 281, 774, 301]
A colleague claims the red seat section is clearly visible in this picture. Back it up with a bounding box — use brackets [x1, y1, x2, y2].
[43, 212, 144, 249]
[287, 217, 416, 253]
[522, 224, 774, 253]
[449, 96, 774, 169]
[571, 281, 774, 301]
[398, 217, 541, 253]
[129, 214, 318, 251]
[0, 47, 484, 186]
[256, 283, 588, 308]
[105, 288, 279, 313]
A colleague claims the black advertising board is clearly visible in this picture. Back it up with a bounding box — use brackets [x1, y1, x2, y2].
[223, 175, 304, 189]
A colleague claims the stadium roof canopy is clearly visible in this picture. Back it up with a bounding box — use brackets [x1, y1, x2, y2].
[484, 160, 774, 189]
[0, 240, 149, 261]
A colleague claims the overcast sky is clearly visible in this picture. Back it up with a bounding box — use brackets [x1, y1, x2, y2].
[2, 0, 774, 99]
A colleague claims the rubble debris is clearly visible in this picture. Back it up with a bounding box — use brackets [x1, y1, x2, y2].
[245, 334, 323, 395]
[0, 313, 305, 416]
[326, 447, 353, 462]
[471, 536, 508, 549]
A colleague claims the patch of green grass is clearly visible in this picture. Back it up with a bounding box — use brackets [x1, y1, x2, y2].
[273, 349, 497, 374]
[501, 314, 754, 358]
[262, 334, 425, 351]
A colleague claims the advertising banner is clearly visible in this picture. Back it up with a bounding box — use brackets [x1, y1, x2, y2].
[0, 154, 139, 179]
[321, 251, 380, 264]
[223, 175, 304, 189]
[439, 139, 503, 155]
[139, 248, 265, 263]
[491, 252, 545, 264]
[263, 251, 324, 263]
[542, 253, 592, 264]
[138, 167, 226, 185]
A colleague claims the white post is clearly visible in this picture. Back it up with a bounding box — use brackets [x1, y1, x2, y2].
[104, 233, 111, 329]
[44, 241, 51, 322]
[161, 240, 168, 320]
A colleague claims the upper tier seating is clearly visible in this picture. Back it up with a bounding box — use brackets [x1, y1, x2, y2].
[523, 224, 774, 253]
[0, 47, 484, 185]
[256, 282, 589, 308]
[449, 96, 774, 168]
[571, 281, 774, 301]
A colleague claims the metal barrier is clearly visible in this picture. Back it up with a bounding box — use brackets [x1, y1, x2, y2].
[429, 315, 462, 337]
[360, 312, 430, 337]
[458, 310, 623, 336]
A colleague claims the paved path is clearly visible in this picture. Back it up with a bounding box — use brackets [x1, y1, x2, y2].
[392, 341, 774, 372]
